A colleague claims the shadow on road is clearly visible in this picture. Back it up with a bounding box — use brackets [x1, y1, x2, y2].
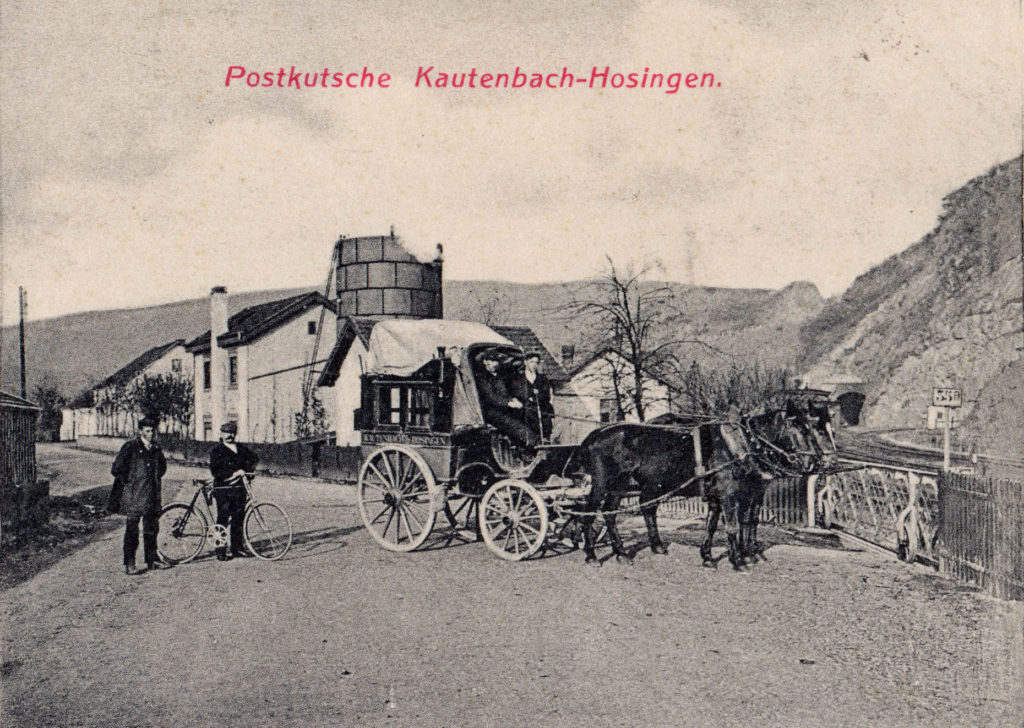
[278, 524, 365, 560]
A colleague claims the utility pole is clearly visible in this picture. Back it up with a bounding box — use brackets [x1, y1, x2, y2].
[19, 287, 27, 398]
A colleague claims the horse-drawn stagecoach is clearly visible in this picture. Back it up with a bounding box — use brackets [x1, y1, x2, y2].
[355, 319, 837, 566]
[355, 319, 590, 560]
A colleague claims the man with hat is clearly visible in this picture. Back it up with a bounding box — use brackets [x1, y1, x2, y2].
[508, 351, 555, 444]
[109, 415, 167, 574]
[209, 421, 259, 561]
[476, 349, 538, 450]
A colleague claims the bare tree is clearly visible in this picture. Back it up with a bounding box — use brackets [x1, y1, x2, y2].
[679, 360, 793, 416]
[559, 257, 720, 422]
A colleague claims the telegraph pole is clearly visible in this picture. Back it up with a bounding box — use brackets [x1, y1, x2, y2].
[19, 287, 27, 398]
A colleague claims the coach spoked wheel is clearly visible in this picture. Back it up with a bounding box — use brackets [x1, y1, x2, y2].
[358, 444, 438, 552]
[479, 479, 549, 561]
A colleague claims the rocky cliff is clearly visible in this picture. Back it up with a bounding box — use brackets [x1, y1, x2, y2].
[800, 156, 1023, 441]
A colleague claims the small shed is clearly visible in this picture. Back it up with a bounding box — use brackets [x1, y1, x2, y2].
[1, 390, 40, 488]
[1, 390, 48, 531]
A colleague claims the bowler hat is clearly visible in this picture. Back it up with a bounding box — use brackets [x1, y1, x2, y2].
[220, 421, 238, 434]
[138, 416, 158, 429]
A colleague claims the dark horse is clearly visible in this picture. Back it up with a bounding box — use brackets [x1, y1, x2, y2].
[569, 401, 836, 569]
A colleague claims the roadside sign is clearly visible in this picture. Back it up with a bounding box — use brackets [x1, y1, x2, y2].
[932, 387, 962, 408]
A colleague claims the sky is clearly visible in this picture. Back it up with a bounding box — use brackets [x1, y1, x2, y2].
[1, 0, 1021, 322]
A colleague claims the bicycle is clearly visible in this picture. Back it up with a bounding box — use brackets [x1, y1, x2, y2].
[157, 473, 293, 563]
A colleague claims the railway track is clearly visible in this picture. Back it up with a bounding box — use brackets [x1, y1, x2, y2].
[836, 429, 1024, 479]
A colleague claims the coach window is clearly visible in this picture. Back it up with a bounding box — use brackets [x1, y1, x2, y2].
[377, 386, 403, 427]
[408, 386, 432, 429]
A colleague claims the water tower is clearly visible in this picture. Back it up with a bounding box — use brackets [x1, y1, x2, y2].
[334, 232, 443, 319]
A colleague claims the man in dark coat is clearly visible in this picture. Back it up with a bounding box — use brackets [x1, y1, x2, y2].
[476, 350, 538, 449]
[209, 421, 259, 561]
[508, 351, 555, 444]
[110, 416, 167, 574]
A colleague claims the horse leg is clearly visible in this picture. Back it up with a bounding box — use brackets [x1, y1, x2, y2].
[579, 513, 600, 565]
[722, 493, 744, 571]
[701, 497, 721, 568]
[746, 486, 765, 560]
[604, 496, 632, 565]
[641, 502, 668, 555]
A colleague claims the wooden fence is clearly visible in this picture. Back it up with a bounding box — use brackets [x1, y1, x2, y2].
[937, 472, 1024, 602]
[657, 475, 808, 526]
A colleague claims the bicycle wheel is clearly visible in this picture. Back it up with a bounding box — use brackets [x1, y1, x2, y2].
[243, 501, 292, 560]
[157, 503, 208, 564]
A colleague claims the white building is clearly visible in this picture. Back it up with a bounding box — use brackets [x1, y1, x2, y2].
[186, 288, 338, 443]
[60, 339, 191, 440]
[567, 349, 676, 424]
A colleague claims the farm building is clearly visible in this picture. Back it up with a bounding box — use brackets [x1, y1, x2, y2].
[186, 288, 338, 443]
[566, 348, 677, 424]
[60, 339, 192, 439]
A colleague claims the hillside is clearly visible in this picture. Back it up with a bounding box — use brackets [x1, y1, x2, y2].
[800, 156, 1023, 444]
[0, 288, 311, 398]
[1, 279, 825, 401]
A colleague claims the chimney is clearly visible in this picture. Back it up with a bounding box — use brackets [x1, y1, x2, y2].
[561, 345, 575, 371]
[210, 286, 229, 436]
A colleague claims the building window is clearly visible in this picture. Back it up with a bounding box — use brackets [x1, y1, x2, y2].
[203, 415, 212, 441]
[203, 359, 211, 390]
[229, 355, 238, 387]
[171, 358, 182, 373]
[600, 397, 622, 424]
[307, 321, 317, 335]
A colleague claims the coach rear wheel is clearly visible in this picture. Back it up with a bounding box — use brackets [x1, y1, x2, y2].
[479, 479, 549, 561]
[358, 445, 438, 552]
[157, 503, 207, 564]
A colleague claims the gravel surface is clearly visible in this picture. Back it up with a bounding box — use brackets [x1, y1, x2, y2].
[3, 444, 1022, 727]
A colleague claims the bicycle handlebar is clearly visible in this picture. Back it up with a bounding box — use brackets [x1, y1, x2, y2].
[193, 472, 257, 489]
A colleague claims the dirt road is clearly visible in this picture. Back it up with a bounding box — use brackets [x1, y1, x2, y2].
[3, 444, 1022, 727]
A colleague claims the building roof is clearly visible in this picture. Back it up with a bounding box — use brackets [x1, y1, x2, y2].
[491, 326, 569, 384]
[316, 317, 378, 387]
[0, 390, 40, 410]
[96, 339, 185, 389]
[68, 390, 95, 409]
[186, 292, 336, 354]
